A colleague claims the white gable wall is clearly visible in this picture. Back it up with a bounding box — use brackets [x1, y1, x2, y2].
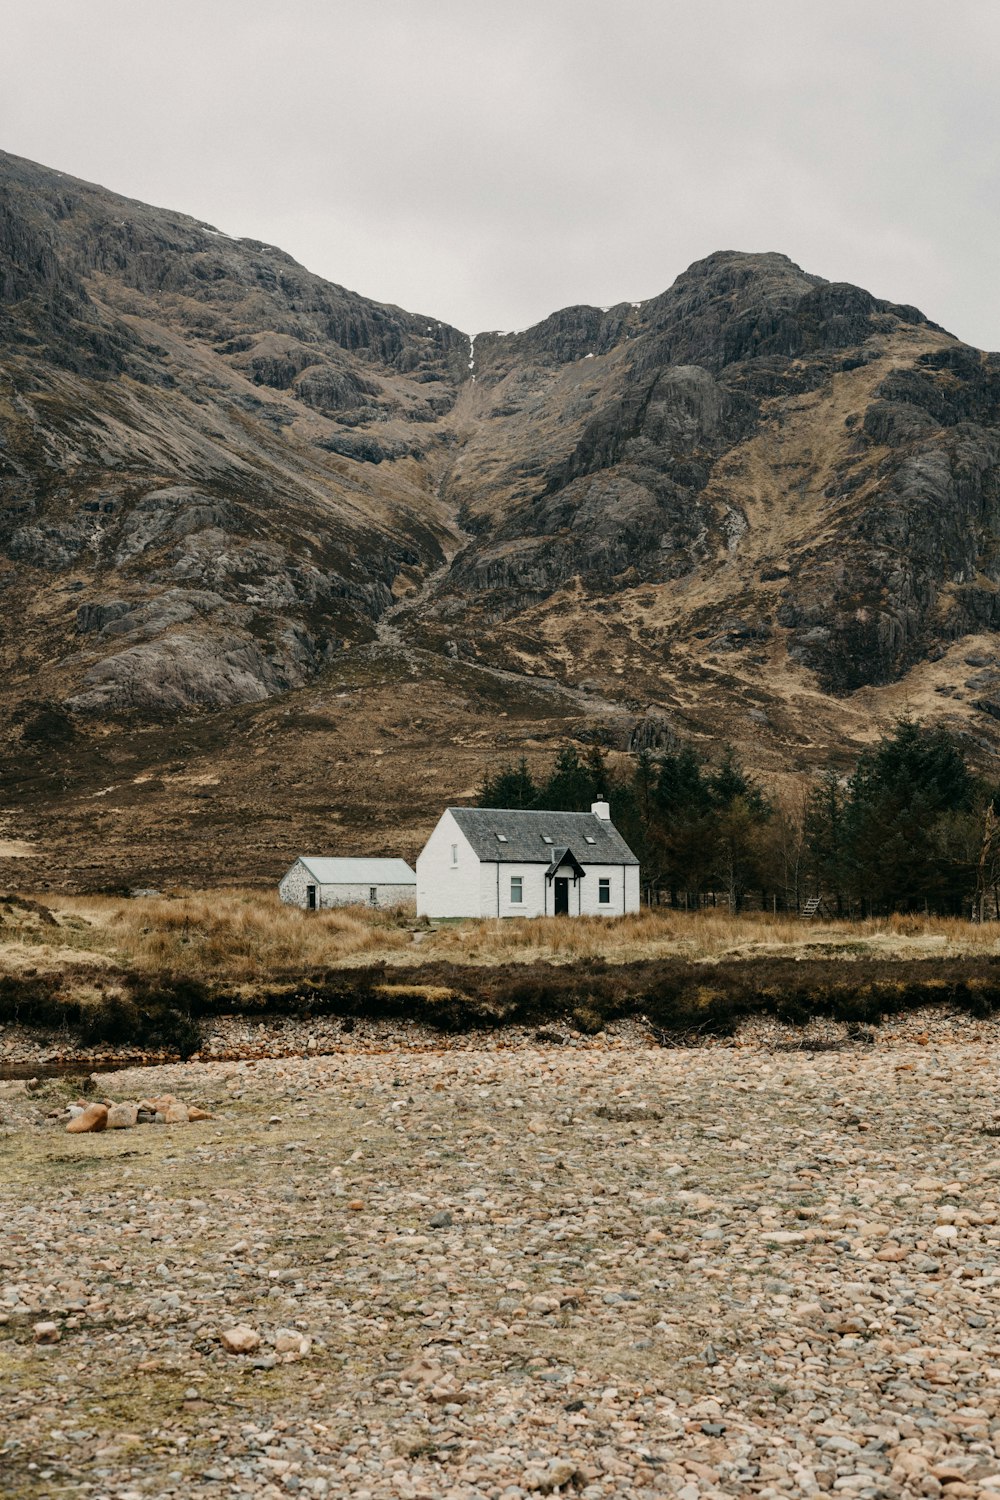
[416, 810, 482, 918]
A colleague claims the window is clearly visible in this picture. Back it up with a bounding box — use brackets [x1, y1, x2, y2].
[451, 844, 458, 867]
[495, 833, 508, 843]
[541, 835, 553, 844]
[369, 887, 378, 904]
[598, 878, 611, 905]
[510, 876, 523, 903]
[584, 835, 596, 845]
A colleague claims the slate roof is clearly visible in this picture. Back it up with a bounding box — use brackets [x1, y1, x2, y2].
[297, 858, 415, 885]
[448, 808, 639, 866]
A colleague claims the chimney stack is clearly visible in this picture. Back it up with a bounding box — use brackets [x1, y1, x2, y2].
[591, 800, 610, 820]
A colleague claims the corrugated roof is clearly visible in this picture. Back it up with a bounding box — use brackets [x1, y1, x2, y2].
[297, 858, 415, 885]
[448, 808, 639, 865]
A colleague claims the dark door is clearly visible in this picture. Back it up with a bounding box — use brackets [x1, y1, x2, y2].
[554, 877, 569, 916]
[306, 884, 316, 910]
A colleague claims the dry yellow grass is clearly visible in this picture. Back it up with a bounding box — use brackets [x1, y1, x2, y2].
[398, 907, 1000, 966]
[8, 889, 410, 980]
[5, 892, 1000, 986]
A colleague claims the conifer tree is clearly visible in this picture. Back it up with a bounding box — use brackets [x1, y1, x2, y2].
[842, 719, 976, 913]
[477, 757, 539, 809]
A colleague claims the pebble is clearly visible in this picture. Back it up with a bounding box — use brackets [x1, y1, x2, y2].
[274, 1328, 312, 1358]
[4, 1026, 1000, 1497]
[219, 1324, 261, 1354]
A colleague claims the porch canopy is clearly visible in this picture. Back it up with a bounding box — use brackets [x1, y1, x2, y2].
[544, 848, 587, 881]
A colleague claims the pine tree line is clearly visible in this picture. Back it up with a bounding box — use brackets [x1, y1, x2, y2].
[477, 720, 1000, 916]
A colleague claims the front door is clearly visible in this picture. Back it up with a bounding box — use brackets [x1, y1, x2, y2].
[554, 877, 569, 916]
[306, 884, 316, 910]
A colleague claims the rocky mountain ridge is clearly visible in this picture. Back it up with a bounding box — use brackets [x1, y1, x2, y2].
[2, 149, 1000, 886]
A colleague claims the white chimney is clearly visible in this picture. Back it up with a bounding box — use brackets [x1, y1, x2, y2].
[591, 800, 610, 820]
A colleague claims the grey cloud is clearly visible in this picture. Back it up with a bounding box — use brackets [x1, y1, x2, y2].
[3, 0, 999, 346]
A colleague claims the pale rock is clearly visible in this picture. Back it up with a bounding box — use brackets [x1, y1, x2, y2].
[793, 1301, 825, 1324]
[528, 1294, 562, 1314]
[140, 1094, 177, 1113]
[66, 1103, 108, 1133]
[524, 1458, 581, 1493]
[402, 1357, 443, 1389]
[219, 1325, 261, 1354]
[106, 1102, 139, 1129]
[274, 1329, 311, 1358]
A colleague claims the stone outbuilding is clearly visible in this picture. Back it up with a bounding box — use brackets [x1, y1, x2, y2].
[416, 802, 640, 919]
[279, 857, 416, 911]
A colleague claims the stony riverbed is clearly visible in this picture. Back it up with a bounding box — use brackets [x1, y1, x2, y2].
[3, 1026, 1000, 1498]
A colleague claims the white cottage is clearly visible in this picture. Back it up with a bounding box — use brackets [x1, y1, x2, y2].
[279, 857, 416, 912]
[416, 802, 640, 919]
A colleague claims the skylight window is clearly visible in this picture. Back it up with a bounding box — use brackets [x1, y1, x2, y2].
[584, 835, 596, 844]
[495, 833, 508, 843]
[542, 835, 553, 844]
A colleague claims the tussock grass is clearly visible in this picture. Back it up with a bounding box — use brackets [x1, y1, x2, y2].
[391, 907, 1000, 967]
[6, 894, 1000, 982]
[39, 888, 411, 979]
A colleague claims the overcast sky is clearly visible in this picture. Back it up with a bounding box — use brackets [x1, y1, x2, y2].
[4, 0, 1000, 347]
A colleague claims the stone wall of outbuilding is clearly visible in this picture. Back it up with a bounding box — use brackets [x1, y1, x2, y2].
[278, 861, 416, 911]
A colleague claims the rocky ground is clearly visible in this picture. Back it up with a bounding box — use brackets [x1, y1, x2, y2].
[3, 1023, 1000, 1499]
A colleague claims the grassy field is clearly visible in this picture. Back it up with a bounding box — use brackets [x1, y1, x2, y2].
[6, 889, 1000, 983]
[3, 892, 1000, 1062]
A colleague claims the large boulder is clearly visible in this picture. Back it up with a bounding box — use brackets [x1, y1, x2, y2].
[66, 1103, 108, 1133]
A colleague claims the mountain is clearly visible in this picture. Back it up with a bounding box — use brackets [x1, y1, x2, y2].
[2, 150, 999, 889]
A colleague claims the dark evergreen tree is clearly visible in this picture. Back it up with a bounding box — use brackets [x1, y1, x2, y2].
[477, 757, 539, 809]
[539, 746, 596, 810]
[822, 720, 979, 914]
[475, 717, 988, 917]
[804, 771, 848, 913]
[708, 745, 770, 818]
[647, 745, 716, 903]
[653, 744, 712, 820]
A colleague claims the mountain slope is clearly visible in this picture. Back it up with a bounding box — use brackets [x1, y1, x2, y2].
[2, 150, 1000, 888]
[0, 149, 468, 717]
[425, 253, 998, 695]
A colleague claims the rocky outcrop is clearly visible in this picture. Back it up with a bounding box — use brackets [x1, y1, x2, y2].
[784, 349, 1000, 690]
[436, 258, 1000, 708]
[65, 628, 328, 714]
[3, 147, 1000, 747]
